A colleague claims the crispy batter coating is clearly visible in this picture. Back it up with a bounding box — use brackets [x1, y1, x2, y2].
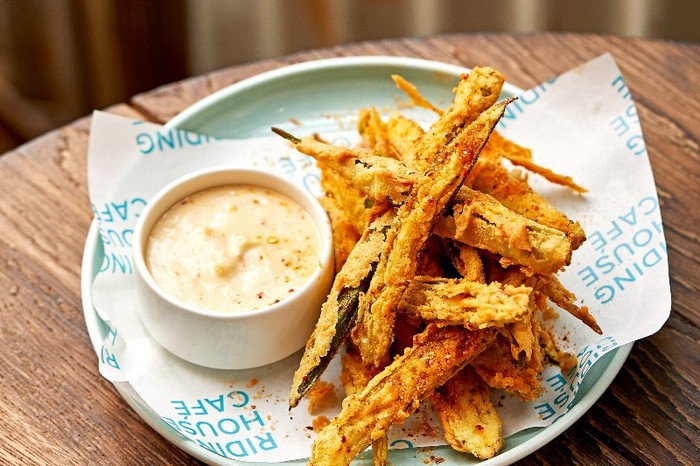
[468, 153, 587, 249]
[398, 277, 532, 329]
[308, 325, 494, 465]
[410, 67, 505, 173]
[539, 324, 577, 372]
[436, 186, 573, 274]
[289, 210, 394, 407]
[294, 136, 576, 274]
[275, 67, 599, 463]
[319, 195, 361, 272]
[541, 275, 601, 334]
[340, 348, 388, 466]
[385, 112, 426, 169]
[357, 107, 398, 159]
[319, 160, 372, 234]
[391, 74, 444, 115]
[472, 332, 544, 401]
[432, 366, 504, 459]
[296, 136, 417, 205]
[354, 99, 511, 367]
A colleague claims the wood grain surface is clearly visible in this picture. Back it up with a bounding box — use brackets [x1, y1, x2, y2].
[0, 33, 697, 465]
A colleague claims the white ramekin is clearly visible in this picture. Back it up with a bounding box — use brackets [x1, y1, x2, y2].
[132, 167, 334, 370]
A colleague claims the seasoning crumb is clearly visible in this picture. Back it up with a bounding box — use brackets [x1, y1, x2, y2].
[312, 415, 330, 432]
[306, 380, 337, 414]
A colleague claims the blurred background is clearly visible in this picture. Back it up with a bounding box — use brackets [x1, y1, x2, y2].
[0, 0, 698, 154]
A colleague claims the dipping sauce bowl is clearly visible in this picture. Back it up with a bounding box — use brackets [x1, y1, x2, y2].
[132, 167, 334, 370]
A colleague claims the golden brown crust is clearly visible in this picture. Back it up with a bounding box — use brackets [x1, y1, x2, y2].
[308, 326, 494, 465]
[432, 366, 504, 459]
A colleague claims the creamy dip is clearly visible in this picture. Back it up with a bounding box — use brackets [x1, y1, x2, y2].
[145, 184, 321, 313]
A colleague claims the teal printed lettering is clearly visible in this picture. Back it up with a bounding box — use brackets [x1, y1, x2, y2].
[170, 395, 228, 416]
[609, 75, 645, 155]
[92, 198, 147, 223]
[498, 78, 557, 129]
[594, 285, 615, 304]
[577, 266, 598, 287]
[239, 411, 265, 431]
[99, 228, 133, 248]
[302, 173, 321, 193]
[196, 420, 219, 437]
[577, 197, 665, 304]
[100, 345, 120, 369]
[162, 417, 198, 436]
[611, 75, 631, 100]
[534, 402, 556, 421]
[609, 105, 646, 156]
[627, 134, 646, 155]
[196, 433, 277, 459]
[542, 372, 576, 419]
[99, 251, 133, 274]
[588, 231, 607, 253]
[610, 115, 631, 137]
[136, 128, 216, 155]
[165, 392, 279, 459]
[594, 255, 615, 274]
[218, 418, 241, 435]
[228, 390, 250, 408]
[390, 439, 414, 449]
[107, 326, 118, 346]
[547, 373, 567, 392]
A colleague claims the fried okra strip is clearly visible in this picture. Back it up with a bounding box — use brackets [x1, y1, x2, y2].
[432, 366, 504, 459]
[472, 331, 544, 401]
[274, 129, 574, 275]
[385, 113, 425, 168]
[506, 154, 587, 193]
[398, 277, 532, 328]
[410, 67, 505, 173]
[468, 155, 586, 249]
[540, 274, 601, 334]
[319, 195, 361, 272]
[434, 186, 573, 274]
[289, 210, 394, 408]
[272, 128, 416, 205]
[441, 240, 486, 282]
[357, 107, 397, 159]
[308, 325, 494, 465]
[482, 130, 587, 193]
[340, 348, 388, 466]
[391, 74, 444, 115]
[320, 167, 373, 235]
[355, 99, 512, 366]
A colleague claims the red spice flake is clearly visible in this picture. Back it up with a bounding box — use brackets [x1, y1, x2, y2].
[257, 292, 264, 299]
[288, 288, 295, 293]
[246, 378, 259, 388]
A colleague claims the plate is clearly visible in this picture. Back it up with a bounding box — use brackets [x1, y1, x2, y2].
[82, 56, 632, 465]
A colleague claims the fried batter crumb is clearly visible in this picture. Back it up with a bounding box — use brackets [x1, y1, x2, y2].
[312, 415, 330, 432]
[306, 380, 337, 414]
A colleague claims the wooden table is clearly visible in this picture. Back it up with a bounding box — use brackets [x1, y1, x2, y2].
[1, 33, 697, 465]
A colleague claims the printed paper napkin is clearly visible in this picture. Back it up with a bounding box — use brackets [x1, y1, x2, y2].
[86, 54, 671, 463]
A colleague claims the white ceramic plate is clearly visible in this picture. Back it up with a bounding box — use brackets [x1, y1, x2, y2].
[82, 56, 632, 465]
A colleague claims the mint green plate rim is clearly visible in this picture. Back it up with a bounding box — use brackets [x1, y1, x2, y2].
[81, 56, 631, 465]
